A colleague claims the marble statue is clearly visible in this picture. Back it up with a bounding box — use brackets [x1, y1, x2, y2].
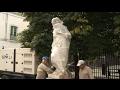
[47, 17, 72, 79]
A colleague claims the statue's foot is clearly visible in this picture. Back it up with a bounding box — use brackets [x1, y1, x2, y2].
[47, 69, 64, 79]
[47, 74, 62, 79]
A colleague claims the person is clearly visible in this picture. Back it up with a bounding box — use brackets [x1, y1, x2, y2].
[77, 60, 94, 79]
[36, 56, 54, 79]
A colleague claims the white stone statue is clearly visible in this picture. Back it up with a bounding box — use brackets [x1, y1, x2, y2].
[47, 17, 72, 79]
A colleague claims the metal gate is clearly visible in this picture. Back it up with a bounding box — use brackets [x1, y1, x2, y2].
[85, 54, 120, 79]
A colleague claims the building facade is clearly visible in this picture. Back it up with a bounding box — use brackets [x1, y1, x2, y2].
[0, 12, 29, 49]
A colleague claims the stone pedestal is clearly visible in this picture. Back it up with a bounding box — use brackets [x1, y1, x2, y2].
[46, 69, 64, 79]
[46, 74, 63, 79]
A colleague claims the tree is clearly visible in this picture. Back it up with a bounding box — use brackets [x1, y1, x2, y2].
[18, 12, 120, 60]
[18, 12, 120, 79]
[85, 12, 120, 56]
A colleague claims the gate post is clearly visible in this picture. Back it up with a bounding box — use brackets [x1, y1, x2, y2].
[74, 54, 79, 79]
[102, 64, 106, 75]
[118, 69, 120, 79]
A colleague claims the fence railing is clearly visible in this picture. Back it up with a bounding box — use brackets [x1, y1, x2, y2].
[85, 55, 120, 79]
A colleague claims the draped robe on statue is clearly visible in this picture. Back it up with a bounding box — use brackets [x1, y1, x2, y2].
[47, 17, 72, 79]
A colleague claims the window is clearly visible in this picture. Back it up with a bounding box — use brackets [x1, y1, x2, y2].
[10, 26, 18, 40]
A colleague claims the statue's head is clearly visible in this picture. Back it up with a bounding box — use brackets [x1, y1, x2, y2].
[51, 17, 63, 26]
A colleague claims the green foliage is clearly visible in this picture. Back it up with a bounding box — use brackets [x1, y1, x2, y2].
[30, 30, 52, 57]
[18, 12, 120, 60]
[17, 29, 35, 48]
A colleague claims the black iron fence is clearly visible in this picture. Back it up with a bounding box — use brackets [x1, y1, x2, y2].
[85, 54, 120, 79]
